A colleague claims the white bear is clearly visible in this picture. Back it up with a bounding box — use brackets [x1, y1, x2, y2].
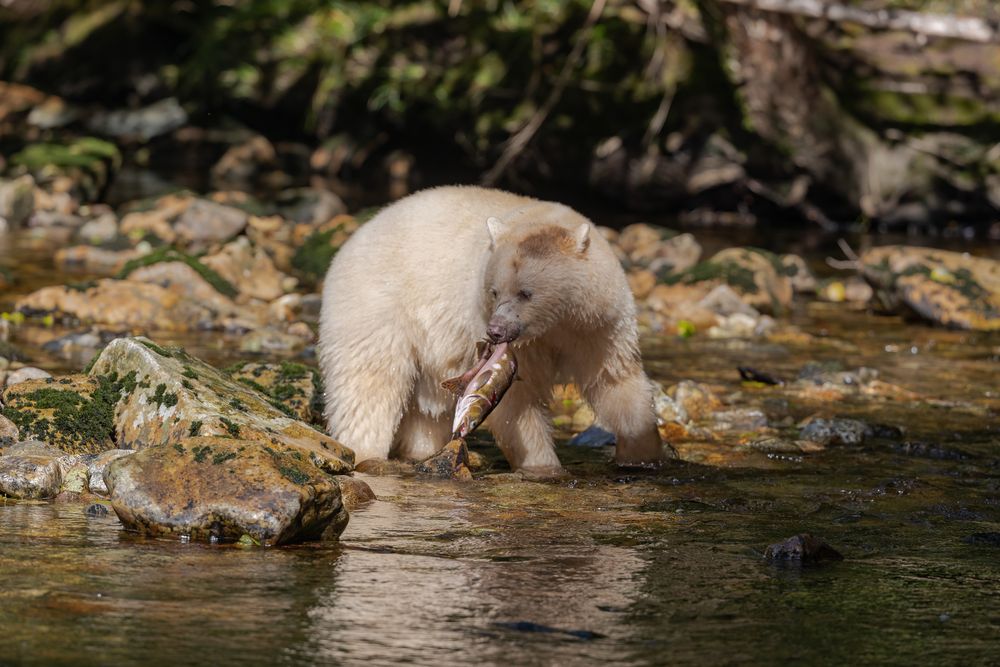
[318, 186, 666, 473]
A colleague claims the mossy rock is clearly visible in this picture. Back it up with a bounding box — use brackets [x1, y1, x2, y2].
[10, 137, 121, 201]
[0, 373, 134, 455]
[861, 246, 1000, 331]
[660, 247, 793, 314]
[88, 337, 354, 474]
[291, 216, 360, 283]
[227, 361, 321, 423]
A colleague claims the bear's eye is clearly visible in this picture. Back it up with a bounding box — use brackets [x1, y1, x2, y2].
[518, 289, 532, 301]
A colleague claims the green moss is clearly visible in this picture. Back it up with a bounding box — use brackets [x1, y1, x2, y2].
[67, 280, 98, 292]
[229, 398, 246, 412]
[117, 247, 238, 298]
[192, 445, 210, 463]
[661, 260, 759, 294]
[150, 383, 178, 408]
[181, 367, 198, 379]
[291, 228, 339, 281]
[277, 463, 311, 485]
[181, 379, 193, 390]
[188, 420, 203, 437]
[212, 450, 237, 465]
[173, 443, 185, 454]
[219, 416, 241, 438]
[236, 377, 268, 394]
[138, 339, 174, 358]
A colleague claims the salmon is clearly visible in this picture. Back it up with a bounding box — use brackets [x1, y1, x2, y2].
[441, 341, 517, 439]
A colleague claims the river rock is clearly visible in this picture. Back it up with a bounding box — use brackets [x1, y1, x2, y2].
[104, 438, 349, 545]
[76, 212, 119, 244]
[799, 417, 871, 446]
[0, 174, 36, 228]
[210, 135, 277, 185]
[0, 454, 62, 499]
[5, 366, 52, 387]
[174, 199, 248, 247]
[706, 248, 794, 313]
[125, 261, 262, 327]
[765, 534, 843, 563]
[274, 188, 346, 226]
[817, 276, 874, 304]
[87, 97, 187, 141]
[201, 237, 291, 302]
[16, 279, 215, 331]
[87, 449, 134, 496]
[88, 337, 353, 475]
[227, 362, 319, 422]
[569, 425, 616, 448]
[414, 439, 473, 480]
[238, 327, 307, 353]
[669, 380, 721, 421]
[781, 254, 817, 293]
[0, 414, 18, 444]
[333, 475, 376, 510]
[861, 245, 1000, 331]
[54, 245, 142, 275]
[119, 193, 192, 244]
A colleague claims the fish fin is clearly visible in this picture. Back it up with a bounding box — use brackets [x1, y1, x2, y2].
[441, 376, 467, 396]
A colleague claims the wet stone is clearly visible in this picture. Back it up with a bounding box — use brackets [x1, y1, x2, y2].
[0, 454, 62, 499]
[5, 366, 52, 387]
[0, 414, 19, 444]
[332, 475, 376, 511]
[85, 503, 110, 517]
[764, 534, 843, 563]
[87, 449, 134, 497]
[799, 418, 871, 446]
[569, 425, 616, 448]
[174, 199, 248, 247]
[105, 438, 349, 546]
[226, 361, 319, 423]
[414, 439, 473, 481]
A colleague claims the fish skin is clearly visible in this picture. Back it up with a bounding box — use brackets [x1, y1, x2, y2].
[445, 342, 517, 439]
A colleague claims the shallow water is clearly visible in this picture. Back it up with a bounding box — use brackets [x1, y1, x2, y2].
[1, 225, 999, 665]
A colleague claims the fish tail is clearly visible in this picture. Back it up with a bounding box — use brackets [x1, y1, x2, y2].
[440, 376, 467, 395]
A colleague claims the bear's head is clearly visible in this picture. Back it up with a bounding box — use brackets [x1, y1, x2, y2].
[483, 205, 593, 344]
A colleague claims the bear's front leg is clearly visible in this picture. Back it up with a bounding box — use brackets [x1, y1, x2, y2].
[487, 385, 563, 476]
[584, 366, 667, 466]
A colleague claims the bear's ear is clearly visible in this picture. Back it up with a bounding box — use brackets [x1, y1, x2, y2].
[486, 216, 508, 248]
[574, 222, 591, 254]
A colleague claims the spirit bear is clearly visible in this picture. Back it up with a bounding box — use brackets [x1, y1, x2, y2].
[318, 186, 666, 473]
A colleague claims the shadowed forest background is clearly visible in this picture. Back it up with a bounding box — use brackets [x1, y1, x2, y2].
[2, 0, 999, 233]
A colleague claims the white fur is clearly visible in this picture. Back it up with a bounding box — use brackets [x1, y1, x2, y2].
[317, 186, 664, 471]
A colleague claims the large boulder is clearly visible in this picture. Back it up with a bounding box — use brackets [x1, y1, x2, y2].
[87, 337, 353, 475]
[0, 453, 62, 499]
[104, 437, 347, 545]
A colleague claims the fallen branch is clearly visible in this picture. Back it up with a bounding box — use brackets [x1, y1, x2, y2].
[717, 0, 999, 43]
[482, 0, 607, 186]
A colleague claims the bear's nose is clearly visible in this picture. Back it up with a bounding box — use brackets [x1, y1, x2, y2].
[486, 321, 521, 343]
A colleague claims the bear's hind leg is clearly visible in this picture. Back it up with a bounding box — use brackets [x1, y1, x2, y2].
[584, 367, 665, 465]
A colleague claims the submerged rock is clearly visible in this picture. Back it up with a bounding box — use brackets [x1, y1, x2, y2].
[105, 438, 348, 545]
[88, 337, 353, 475]
[333, 475, 376, 511]
[0, 454, 62, 499]
[765, 534, 843, 563]
[799, 418, 871, 446]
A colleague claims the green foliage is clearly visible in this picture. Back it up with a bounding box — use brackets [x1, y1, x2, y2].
[291, 228, 339, 281]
